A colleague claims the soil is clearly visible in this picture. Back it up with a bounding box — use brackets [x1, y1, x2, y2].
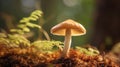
[0, 45, 119, 67]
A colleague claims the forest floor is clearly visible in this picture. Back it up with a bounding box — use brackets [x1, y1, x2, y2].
[0, 44, 120, 67]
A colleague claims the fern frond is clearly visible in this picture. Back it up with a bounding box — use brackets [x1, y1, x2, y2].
[30, 10, 42, 17]
[20, 18, 29, 23]
[10, 10, 43, 34]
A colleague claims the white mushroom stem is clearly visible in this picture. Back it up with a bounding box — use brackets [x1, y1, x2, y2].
[62, 29, 71, 57]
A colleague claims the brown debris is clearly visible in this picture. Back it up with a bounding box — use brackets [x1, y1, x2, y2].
[0, 45, 119, 67]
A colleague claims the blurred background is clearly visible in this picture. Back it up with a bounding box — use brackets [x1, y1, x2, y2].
[0, 0, 120, 52]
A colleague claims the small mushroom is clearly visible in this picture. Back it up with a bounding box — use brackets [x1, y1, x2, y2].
[51, 19, 86, 57]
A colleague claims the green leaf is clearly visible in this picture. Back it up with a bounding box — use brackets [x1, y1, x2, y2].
[10, 29, 18, 32]
[17, 30, 24, 34]
[31, 10, 42, 17]
[26, 23, 35, 27]
[28, 17, 38, 21]
[33, 24, 41, 29]
[17, 24, 26, 28]
[31, 15, 39, 19]
[26, 23, 41, 29]
[22, 27, 30, 32]
[20, 18, 29, 23]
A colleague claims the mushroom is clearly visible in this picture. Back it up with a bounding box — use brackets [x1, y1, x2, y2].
[50, 19, 86, 57]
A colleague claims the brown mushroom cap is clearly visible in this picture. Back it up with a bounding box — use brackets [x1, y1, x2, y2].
[51, 19, 86, 36]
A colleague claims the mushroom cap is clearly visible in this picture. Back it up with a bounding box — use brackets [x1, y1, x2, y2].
[51, 19, 86, 36]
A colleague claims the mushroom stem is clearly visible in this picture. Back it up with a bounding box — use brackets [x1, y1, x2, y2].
[62, 29, 71, 57]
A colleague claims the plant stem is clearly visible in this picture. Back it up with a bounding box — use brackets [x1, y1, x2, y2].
[62, 29, 71, 57]
[39, 28, 51, 41]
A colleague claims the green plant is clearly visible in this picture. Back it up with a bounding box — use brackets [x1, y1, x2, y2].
[31, 40, 63, 53]
[0, 10, 62, 51]
[10, 10, 50, 40]
[10, 10, 42, 34]
[0, 33, 30, 48]
[8, 34, 30, 48]
[75, 46, 99, 56]
[0, 10, 43, 48]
